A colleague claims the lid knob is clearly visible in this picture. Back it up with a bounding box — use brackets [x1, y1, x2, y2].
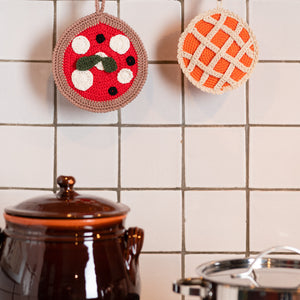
[57, 175, 77, 200]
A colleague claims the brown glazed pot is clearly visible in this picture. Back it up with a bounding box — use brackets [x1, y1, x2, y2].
[0, 176, 144, 300]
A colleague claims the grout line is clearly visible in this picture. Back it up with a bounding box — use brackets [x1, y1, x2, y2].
[180, 0, 186, 290]
[3, 187, 300, 192]
[5, 123, 300, 128]
[0, 123, 247, 127]
[180, 0, 186, 284]
[141, 250, 300, 255]
[117, 0, 120, 18]
[52, 0, 58, 193]
[245, 0, 250, 258]
[0, 60, 52, 64]
[117, 0, 121, 204]
[259, 60, 300, 63]
[148, 60, 178, 64]
[117, 109, 122, 203]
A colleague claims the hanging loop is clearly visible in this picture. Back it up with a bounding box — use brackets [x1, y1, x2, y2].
[95, 0, 106, 14]
[217, 0, 222, 8]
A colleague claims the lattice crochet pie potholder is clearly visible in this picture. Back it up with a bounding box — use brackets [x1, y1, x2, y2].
[53, 0, 148, 112]
[178, 6, 258, 95]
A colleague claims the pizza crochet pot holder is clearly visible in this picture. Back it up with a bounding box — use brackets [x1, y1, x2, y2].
[178, 7, 258, 95]
[52, 0, 148, 113]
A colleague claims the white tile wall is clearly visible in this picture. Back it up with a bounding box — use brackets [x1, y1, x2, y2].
[249, 63, 300, 124]
[0, 62, 54, 124]
[250, 0, 300, 60]
[57, 126, 118, 187]
[120, 0, 181, 61]
[185, 191, 246, 251]
[185, 80, 246, 125]
[185, 127, 245, 187]
[0, 1, 53, 60]
[250, 191, 300, 251]
[140, 254, 181, 300]
[122, 190, 182, 251]
[121, 127, 181, 187]
[0, 0, 300, 299]
[122, 64, 182, 124]
[0, 126, 54, 188]
[250, 127, 300, 188]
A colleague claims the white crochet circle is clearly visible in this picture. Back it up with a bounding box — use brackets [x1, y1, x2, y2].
[117, 68, 133, 84]
[72, 36, 90, 54]
[71, 70, 93, 91]
[110, 34, 130, 54]
[95, 52, 108, 71]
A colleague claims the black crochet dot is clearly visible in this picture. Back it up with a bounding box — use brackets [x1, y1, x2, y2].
[96, 34, 105, 44]
[108, 87, 118, 96]
[126, 56, 136, 66]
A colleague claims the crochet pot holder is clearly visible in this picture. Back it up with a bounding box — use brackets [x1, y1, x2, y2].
[53, 0, 148, 112]
[178, 3, 258, 95]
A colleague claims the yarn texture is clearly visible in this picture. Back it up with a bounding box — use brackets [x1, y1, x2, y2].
[52, 3, 148, 113]
[178, 7, 258, 94]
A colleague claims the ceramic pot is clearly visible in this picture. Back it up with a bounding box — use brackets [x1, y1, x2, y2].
[0, 176, 144, 300]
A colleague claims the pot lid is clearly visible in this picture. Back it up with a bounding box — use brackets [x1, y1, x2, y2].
[5, 176, 129, 219]
[173, 246, 300, 296]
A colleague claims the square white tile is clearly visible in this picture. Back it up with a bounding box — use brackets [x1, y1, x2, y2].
[185, 79, 246, 125]
[250, 0, 300, 60]
[57, 126, 118, 187]
[121, 127, 181, 187]
[121, 64, 182, 124]
[79, 190, 118, 203]
[250, 191, 300, 251]
[184, 0, 246, 27]
[120, 0, 181, 61]
[185, 191, 246, 251]
[121, 190, 182, 251]
[0, 62, 53, 124]
[57, 91, 118, 124]
[0, 126, 54, 188]
[185, 254, 244, 277]
[0, 190, 52, 228]
[185, 127, 245, 187]
[249, 63, 300, 124]
[56, 1, 118, 39]
[140, 254, 181, 300]
[0, 1, 53, 60]
[249, 127, 300, 188]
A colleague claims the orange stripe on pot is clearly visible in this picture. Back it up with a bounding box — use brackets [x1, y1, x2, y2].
[4, 213, 126, 228]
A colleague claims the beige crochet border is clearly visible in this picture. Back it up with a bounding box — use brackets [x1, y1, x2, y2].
[177, 7, 259, 95]
[52, 11, 148, 113]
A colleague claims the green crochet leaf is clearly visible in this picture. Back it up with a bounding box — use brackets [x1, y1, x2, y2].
[101, 57, 117, 73]
[76, 55, 117, 73]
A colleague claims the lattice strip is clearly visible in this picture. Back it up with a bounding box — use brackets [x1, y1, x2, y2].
[187, 14, 227, 72]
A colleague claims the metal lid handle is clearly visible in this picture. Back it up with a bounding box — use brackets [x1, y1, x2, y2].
[232, 245, 300, 287]
[172, 278, 211, 298]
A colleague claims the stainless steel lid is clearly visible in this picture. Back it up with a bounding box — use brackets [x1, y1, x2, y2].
[173, 246, 300, 298]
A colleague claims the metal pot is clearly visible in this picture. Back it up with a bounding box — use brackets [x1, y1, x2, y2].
[0, 176, 144, 300]
[173, 246, 300, 300]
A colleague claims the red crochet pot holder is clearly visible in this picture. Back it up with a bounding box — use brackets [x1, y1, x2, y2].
[53, 1, 148, 113]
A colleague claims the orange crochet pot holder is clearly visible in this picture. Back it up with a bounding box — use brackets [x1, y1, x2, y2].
[53, 0, 148, 112]
[178, 6, 258, 95]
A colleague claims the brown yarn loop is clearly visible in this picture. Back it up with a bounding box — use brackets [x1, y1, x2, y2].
[95, 0, 105, 14]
